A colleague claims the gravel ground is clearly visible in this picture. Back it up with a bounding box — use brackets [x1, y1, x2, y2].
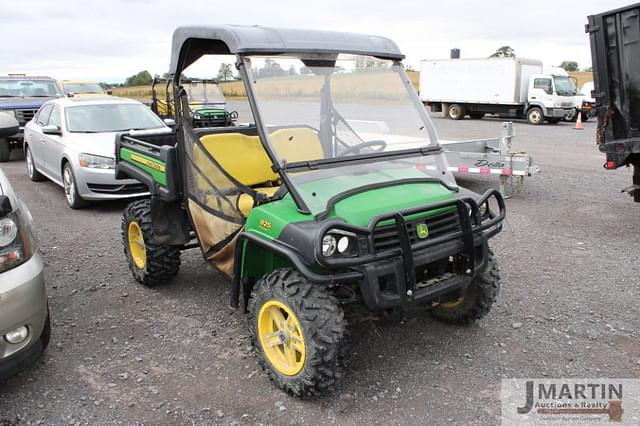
[1, 112, 639, 425]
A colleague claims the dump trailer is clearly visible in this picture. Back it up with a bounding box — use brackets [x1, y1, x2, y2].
[420, 58, 576, 125]
[588, 3, 640, 201]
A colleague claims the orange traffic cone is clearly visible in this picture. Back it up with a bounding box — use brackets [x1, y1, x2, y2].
[574, 111, 584, 130]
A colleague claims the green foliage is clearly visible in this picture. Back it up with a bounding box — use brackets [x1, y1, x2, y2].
[124, 70, 153, 87]
[489, 46, 515, 58]
[559, 61, 579, 72]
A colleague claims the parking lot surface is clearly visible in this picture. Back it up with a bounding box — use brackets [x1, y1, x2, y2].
[1, 113, 638, 425]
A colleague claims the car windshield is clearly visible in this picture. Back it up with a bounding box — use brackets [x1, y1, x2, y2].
[185, 81, 225, 105]
[0, 79, 63, 98]
[246, 53, 453, 214]
[64, 83, 104, 94]
[65, 103, 165, 133]
[553, 76, 577, 96]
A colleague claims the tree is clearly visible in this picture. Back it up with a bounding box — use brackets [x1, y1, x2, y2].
[124, 70, 153, 86]
[217, 63, 234, 81]
[559, 61, 579, 72]
[489, 46, 515, 58]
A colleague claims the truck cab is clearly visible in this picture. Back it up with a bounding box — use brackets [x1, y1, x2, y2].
[526, 70, 576, 124]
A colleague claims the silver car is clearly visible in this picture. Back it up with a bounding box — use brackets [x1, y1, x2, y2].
[0, 167, 49, 381]
[23, 96, 170, 208]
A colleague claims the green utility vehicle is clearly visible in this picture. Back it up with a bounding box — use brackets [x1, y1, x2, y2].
[115, 25, 506, 396]
[150, 77, 237, 127]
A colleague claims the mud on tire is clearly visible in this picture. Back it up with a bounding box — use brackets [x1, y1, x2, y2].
[430, 249, 500, 324]
[122, 199, 181, 286]
[247, 268, 348, 397]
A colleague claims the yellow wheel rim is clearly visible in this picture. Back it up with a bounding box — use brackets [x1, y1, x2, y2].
[128, 221, 146, 270]
[440, 297, 464, 309]
[258, 300, 305, 376]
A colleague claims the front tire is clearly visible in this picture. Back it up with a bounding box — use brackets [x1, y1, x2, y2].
[26, 146, 45, 182]
[62, 163, 87, 209]
[527, 107, 544, 125]
[248, 268, 348, 396]
[447, 104, 465, 120]
[122, 199, 181, 286]
[0, 139, 10, 162]
[430, 250, 500, 324]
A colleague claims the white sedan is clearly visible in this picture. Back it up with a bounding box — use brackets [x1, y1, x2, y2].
[23, 97, 171, 208]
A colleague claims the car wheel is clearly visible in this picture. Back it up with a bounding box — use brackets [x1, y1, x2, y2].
[26, 146, 45, 182]
[62, 163, 87, 209]
[563, 109, 578, 122]
[447, 104, 465, 120]
[527, 107, 544, 125]
[248, 268, 348, 396]
[122, 199, 181, 286]
[431, 249, 500, 324]
[0, 138, 9, 162]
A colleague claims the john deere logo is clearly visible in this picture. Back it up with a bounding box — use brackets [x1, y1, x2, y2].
[416, 223, 429, 239]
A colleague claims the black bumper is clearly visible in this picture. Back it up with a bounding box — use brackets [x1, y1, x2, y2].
[0, 338, 45, 382]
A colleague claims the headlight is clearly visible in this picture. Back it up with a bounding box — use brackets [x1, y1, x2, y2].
[193, 113, 202, 120]
[0, 110, 16, 118]
[322, 235, 336, 257]
[0, 217, 18, 246]
[78, 153, 115, 169]
[321, 230, 358, 258]
[0, 206, 36, 273]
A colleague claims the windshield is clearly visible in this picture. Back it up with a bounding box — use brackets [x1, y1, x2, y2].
[185, 81, 225, 105]
[64, 83, 104, 94]
[0, 79, 63, 98]
[553, 76, 577, 96]
[65, 103, 165, 133]
[246, 54, 453, 215]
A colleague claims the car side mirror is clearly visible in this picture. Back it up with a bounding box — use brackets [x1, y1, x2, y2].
[42, 124, 61, 135]
[0, 195, 11, 217]
[163, 118, 176, 127]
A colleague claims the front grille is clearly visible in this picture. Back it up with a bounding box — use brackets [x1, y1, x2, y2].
[372, 209, 461, 252]
[15, 109, 38, 126]
[87, 183, 148, 195]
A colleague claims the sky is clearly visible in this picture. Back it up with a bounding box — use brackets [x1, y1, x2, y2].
[1, 0, 630, 83]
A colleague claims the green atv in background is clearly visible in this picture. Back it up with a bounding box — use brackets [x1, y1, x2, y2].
[150, 76, 237, 127]
[115, 25, 506, 396]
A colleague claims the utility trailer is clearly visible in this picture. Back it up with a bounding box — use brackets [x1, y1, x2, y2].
[588, 3, 640, 201]
[441, 122, 539, 195]
[350, 119, 538, 195]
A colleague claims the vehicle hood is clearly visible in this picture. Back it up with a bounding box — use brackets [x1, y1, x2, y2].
[64, 132, 120, 158]
[0, 97, 58, 110]
[0, 168, 18, 213]
[64, 128, 170, 158]
[297, 168, 456, 224]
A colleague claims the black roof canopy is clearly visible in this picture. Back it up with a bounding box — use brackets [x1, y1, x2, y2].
[169, 25, 404, 74]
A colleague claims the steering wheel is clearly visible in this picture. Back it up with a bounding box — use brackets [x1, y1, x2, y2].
[340, 140, 387, 156]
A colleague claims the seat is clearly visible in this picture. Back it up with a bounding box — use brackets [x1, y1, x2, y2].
[196, 127, 323, 216]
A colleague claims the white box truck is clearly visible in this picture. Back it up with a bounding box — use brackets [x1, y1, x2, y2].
[420, 57, 576, 125]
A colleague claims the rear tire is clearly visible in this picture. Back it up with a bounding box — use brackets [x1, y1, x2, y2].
[469, 112, 485, 119]
[248, 268, 348, 396]
[26, 146, 45, 182]
[430, 249, 500, 325]
[0, 139, 9, 162]
[122, 199, 181, 286]
[526, 107, 544, 125]
[447, 104, 465, 120]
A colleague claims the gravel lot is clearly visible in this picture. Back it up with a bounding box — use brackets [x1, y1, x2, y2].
[1, 113, 639, 425]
